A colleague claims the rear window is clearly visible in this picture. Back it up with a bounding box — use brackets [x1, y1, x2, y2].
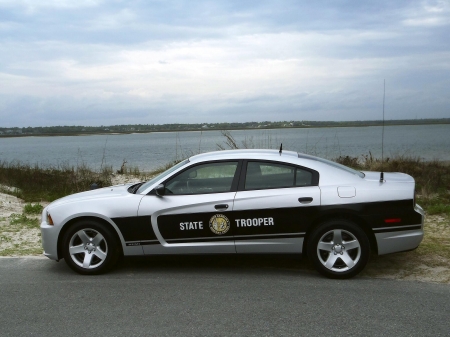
[298, 154, 365, 178]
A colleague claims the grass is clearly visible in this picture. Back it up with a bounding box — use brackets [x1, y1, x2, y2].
[1, 151, 448, 213]
[150, 160, 183, 176]
[9, 214, 40, 229]
[0, 159, 184, 256]
[0, 157, 185, 203]
[0, 161, 112, 202]
[217, 131, 449, 282]
[0, 204, 43, 256]
[24, 203, 44, 215]
[217, 130, 281, 150]
[0, 235, 11, 243]
[113, 159, 185, 184]
[0, 152, 449, 282]
[334, 153, 450, 215]
[218, 132, 450, 215]
[362, 213, 450, 282]
[426, 204, 450, 215]
[0, 247, 43, 256]
[332, 154, 450, 282]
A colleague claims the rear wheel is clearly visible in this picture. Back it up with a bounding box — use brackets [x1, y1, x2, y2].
[307, 220, 370, 279]
[62, 220, 120, 275]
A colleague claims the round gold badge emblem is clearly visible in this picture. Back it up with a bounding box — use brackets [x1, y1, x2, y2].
[209, 214, 230, 235]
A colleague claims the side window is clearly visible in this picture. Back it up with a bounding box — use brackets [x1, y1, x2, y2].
[245, 161, 313, 190]
[164, 161, 238, 195]
[295, 168, 313, 187]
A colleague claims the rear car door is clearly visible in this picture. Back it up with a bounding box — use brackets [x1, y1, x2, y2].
[233, 160, 321, 253]
[138, 160, 241, 255]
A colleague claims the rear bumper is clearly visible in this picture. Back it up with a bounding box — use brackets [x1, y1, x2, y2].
[375, 204, 424, 255]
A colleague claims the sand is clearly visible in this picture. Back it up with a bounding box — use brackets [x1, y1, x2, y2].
[1, 184, 448, 283]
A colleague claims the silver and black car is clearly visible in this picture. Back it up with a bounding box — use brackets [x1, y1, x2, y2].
[41, 149, 424, 278]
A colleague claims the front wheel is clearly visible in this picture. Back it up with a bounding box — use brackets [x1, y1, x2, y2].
[307, 220, 370, 279]
[62, 220, 120, 275]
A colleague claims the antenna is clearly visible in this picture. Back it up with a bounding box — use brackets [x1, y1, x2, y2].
[279, 143, 283, 155]
[380, 80, 385, 183]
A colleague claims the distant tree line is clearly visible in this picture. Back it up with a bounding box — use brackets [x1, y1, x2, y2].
[1, 118, 449, 137]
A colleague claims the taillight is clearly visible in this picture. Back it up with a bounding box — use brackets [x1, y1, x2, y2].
[384, 218, 401, 223]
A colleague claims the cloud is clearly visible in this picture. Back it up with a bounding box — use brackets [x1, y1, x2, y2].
[0, 0, 449, 127]
[402, 0, 450, 26]
[0, 0, 102, 10]
[403, 17, 448, 26]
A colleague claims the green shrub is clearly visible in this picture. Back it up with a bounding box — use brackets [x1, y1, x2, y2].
[24, 203, 44, 214]
[427, 204, 450, 216]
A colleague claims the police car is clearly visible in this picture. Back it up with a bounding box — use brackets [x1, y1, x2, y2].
[40, 149, 424, 279]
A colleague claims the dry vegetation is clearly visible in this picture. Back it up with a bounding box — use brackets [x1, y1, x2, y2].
[0, 161, 112, 202]
[335, 153, 450, 216]
[334, 153, 450, 283]
[0, 192, 49, 256]
[362, 214, 450, 283]
[0, 151, 449, 283]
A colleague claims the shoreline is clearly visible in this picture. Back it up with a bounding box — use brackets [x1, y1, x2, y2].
[1, 121, 450, 139]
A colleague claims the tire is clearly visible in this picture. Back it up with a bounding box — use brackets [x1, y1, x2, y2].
[62, 220, 120, 275]
[307, 220, 370, 279]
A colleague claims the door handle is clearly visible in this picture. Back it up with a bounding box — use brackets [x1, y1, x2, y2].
[298, 197, 313, 204]
[215, 204, 229, 210]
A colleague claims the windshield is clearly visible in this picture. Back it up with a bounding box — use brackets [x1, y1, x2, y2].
[136, 159, 190, 194]
[298, 153, 365, 178]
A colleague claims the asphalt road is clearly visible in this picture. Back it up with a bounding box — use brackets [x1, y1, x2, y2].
[1, 255, 449, 337]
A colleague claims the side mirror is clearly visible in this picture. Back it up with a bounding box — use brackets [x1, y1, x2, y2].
[155, 184, 165, 197]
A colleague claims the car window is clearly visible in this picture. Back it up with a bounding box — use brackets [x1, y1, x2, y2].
[136, 159, 189, 194]
[295, 168, 313, 186]
[245, 161, 313, 190]
[164, 161, 238, 195]
[297, 153, 365, 178]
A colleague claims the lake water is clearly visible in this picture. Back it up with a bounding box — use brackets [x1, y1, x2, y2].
[0, 124, 449, 171]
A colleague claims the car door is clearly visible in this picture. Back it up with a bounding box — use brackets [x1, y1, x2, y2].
[138, 160, 241, 255]
[233, 160, 321, 253]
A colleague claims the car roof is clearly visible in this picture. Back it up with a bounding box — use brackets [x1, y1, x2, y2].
[189, 149, 300, 163]
[188, 149, 365, 184]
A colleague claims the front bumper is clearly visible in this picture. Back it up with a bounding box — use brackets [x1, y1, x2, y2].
[40, 207, 61, 261]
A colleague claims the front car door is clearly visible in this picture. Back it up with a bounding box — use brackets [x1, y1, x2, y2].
[138, 160, 242, 255]
[233, 160, 321, 253]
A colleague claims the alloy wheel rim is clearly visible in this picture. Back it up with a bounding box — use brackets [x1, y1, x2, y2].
[316, 229, 361, 272]
[68, 228, 108, 269]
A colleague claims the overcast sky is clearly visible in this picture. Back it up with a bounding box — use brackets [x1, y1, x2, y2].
[0, 0, 449, 127]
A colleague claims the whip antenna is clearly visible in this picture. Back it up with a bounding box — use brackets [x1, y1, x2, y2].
[380, 80, 385, 183]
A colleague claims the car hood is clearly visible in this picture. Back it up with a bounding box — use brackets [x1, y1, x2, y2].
[362, 171, 414, 183]
[48, 184, 133, 209]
